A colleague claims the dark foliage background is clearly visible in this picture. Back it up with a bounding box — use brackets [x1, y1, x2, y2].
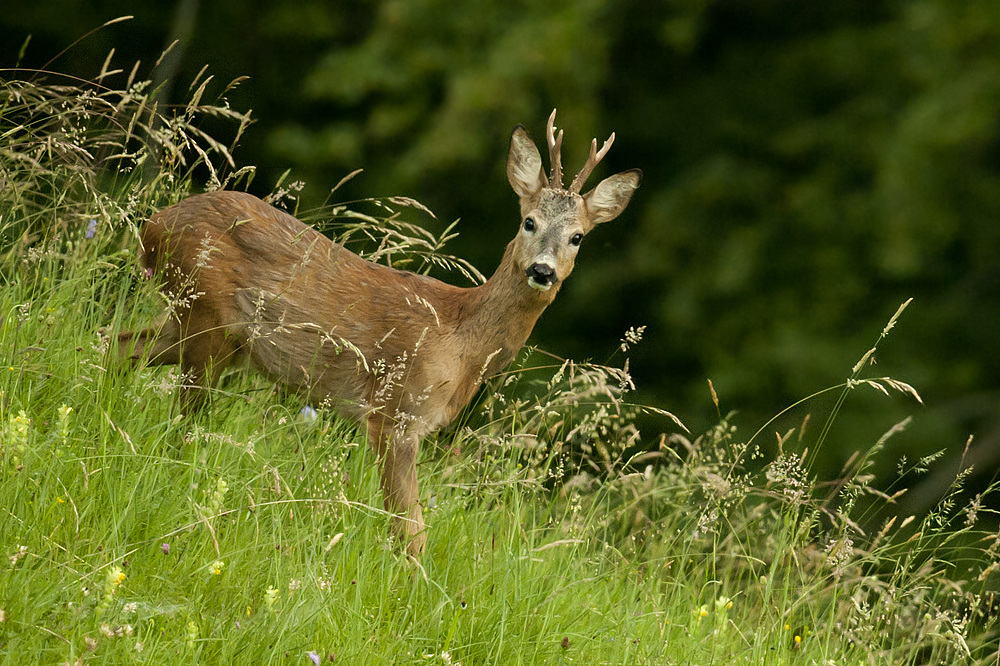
[3, 0, 998, 509]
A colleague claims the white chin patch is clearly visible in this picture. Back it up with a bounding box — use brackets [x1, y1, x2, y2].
[527, 278, 553, 292]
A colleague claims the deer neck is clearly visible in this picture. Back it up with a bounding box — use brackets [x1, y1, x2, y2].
[460, 238, 555, 373]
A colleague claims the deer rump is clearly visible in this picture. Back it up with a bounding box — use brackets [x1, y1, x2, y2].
[142, 190, 485, 436]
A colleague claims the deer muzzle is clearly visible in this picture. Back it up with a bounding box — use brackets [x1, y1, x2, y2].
[526, 262, 556, 291]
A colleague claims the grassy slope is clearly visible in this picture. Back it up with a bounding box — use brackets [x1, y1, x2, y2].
[1, 68, 997, 665]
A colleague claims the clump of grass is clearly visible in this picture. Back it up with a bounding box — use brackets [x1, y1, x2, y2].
[0, 54, 252, 260]
[505, 316, 1000, 663]
[1, 49, 997, 665]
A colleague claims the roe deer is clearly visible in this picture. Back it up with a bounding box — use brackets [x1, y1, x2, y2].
[117, 110, 641, 556]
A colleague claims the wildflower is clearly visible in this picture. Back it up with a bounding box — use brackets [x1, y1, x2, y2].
[715, 596, 733, 611]
[186, 620, 199, 649]
[96, 566, 125, 616]
[209, 560, 225, 576]
[207, 477, 228, 516]
[307, 652, 321, 666]
[300, 405, 318, 422]
[9, 544, 28, 567]
[265, 586, 279, 612]
[85, 219, 98, 239]
[57, 404, 73, 442]
[5, 410, 30, 465]
[123, 602, 137, 614]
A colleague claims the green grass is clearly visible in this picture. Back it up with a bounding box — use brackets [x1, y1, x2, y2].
[1, 61, 998, 665]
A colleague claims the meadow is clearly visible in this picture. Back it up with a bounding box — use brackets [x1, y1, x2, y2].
[1, 62, 997, 665]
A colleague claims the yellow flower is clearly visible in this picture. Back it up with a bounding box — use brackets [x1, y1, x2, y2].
[209, 560, 224, 576]
[96, 566, 125, 616]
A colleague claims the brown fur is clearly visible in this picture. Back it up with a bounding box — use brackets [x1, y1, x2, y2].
[117, 111, 640, 556]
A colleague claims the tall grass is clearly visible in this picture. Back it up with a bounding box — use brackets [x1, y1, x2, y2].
[1, 57, 997, 665]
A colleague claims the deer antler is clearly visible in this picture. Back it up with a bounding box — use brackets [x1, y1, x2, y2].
[546, 109, 564, 189]
[569, 132, 615, 193]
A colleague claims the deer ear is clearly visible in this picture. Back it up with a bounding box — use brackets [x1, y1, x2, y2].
[583, 169, 641, 228]
[507, 126, 547, 200]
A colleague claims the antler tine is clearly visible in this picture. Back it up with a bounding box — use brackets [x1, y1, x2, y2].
[569, 132, 616, 193]
[546, 108, 564, 189]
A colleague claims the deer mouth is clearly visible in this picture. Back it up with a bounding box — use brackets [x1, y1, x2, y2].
[528, 278, 553, 292]
[526, 263, 556, 291]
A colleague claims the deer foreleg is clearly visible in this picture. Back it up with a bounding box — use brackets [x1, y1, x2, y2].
[116, 314, 182, 366]
[367, 412, 426, 556]
[117, 308, 241, 413]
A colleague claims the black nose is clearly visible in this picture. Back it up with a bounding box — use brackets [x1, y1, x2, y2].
[526, 263, 555, 285]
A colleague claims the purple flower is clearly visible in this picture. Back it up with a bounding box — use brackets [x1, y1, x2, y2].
[306, 652, 321, 666]
[85, 219, 97, 239]
[161, 543, 170, 555]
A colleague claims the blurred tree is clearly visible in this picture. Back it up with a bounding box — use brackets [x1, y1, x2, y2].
[263, 0, 632, 225]
[599, 0, 1000, 476]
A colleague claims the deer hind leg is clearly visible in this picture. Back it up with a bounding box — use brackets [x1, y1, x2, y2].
[367, 412, 426, 557]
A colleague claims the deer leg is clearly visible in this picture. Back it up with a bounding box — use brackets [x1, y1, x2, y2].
[367, 412, 426, 556]
[177, 322, 242, 412]
[116, 313, 182, 366]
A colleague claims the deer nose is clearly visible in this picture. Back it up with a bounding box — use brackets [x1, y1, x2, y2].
[526, 263, 556, 290]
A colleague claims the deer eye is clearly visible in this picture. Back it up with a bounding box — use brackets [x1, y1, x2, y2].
[522, 217, 536, 232]
[569, 233, 583, 247]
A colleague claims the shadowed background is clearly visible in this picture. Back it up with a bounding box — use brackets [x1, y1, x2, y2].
[3, 0, 998, 509]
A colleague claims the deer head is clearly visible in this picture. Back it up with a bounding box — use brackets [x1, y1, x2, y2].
[505, 109, 641, 294]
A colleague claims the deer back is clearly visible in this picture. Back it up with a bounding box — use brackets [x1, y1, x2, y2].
[141, 191, 534, 432]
